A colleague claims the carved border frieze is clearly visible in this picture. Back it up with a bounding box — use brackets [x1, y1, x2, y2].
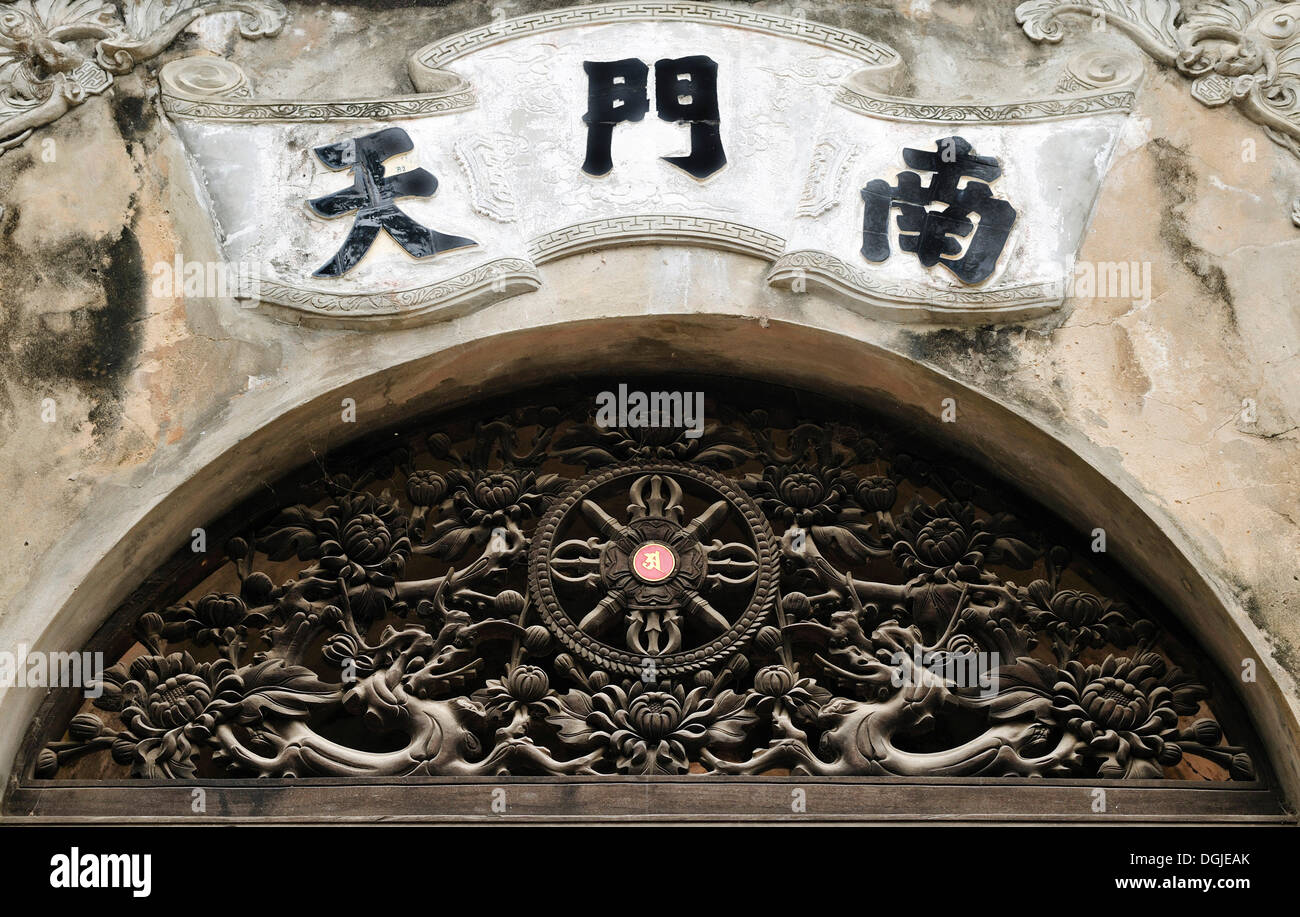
[159, 57, 475, 122]
[767, 250, 1064, 322]
[412, 1, 903, 71]
[835, 85, 1138, 123]
[249, 257, 540, 327]
[527, 214, 787, 263]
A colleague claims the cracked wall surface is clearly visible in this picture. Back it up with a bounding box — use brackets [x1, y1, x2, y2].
[0, 0, 1297, 797]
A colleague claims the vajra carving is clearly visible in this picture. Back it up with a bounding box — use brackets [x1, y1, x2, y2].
[1018, 0, 1300, 224]
[38, 395, 1256, 781]
[0, 0, 286, 152]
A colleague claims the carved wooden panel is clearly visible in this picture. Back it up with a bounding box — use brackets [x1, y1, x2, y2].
[28, 380, 1262, 785]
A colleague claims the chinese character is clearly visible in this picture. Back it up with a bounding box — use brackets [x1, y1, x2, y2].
[641, 549, 662, 572]
[581, 55, 725, 179]
[860, 136, 1016, 284]
[308, 127, 476, 277]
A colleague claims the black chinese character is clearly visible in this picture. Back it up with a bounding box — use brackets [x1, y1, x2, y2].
[860, 136, 1016, 284]
[582, 55, 726, 179]
[582, 58, 650, 177]
[309, 127, 476, 277]
[654, 55, 724, 179]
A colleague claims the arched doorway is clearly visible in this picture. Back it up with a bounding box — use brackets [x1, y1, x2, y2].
[8, 371, 1288, 822]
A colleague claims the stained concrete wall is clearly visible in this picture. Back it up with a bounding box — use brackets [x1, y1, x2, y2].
[1, 0, 1297, 802]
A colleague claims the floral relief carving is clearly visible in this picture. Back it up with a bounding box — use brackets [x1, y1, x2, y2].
[0, 0, 286, 151]
[37, 387, 1257, 782]
[1017, 0, 1300, 222]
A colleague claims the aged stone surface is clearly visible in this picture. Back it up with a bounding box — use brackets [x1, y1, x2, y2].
[1019, 0, 1300, 223]
[0, 0, 287, 151]
[0, 0, 1297, 811]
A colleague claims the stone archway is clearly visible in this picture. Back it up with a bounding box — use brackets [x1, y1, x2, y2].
[4, 283, 1296, 819]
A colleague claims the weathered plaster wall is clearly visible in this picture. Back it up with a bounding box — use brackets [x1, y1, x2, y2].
[1, 0, 1298, 800]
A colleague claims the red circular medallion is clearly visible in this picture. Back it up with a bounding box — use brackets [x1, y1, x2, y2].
[631, 542, 676, 583]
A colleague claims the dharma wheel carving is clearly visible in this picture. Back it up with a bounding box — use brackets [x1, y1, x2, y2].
[32, 382, 1259, 783]
[530, 461, 777, 678]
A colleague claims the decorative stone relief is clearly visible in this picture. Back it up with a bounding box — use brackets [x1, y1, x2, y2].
[159, 56, 475, 122]
[146, 3, 1142, 326]
[454, 134, 521, 223]
[1055, 48, 1146, 92]
[0, 0, 286, 152]
[157, 55, 534, 328]
[1017, 0, 1300, 223]
[409, 3, 901, 259]
[771, 62, 1139, 321]
[797, 134, 858, 218]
